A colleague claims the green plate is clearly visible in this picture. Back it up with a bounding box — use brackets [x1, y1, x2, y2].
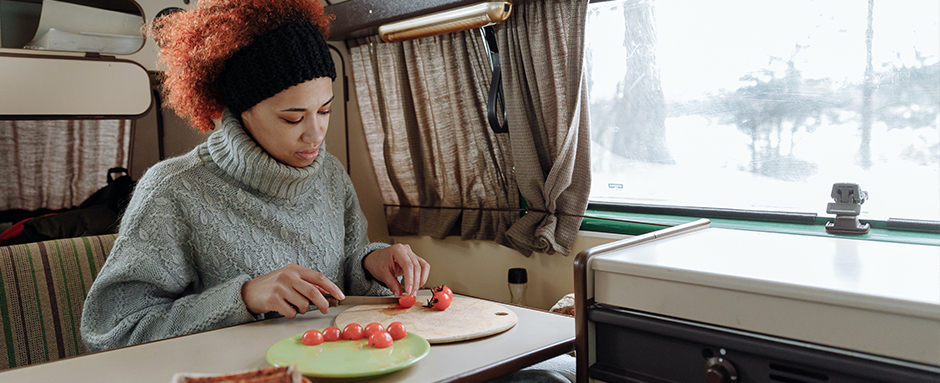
[265, 331, 430, 378]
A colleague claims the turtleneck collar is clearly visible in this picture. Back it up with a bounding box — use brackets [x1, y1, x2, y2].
[206, 109, 322, 200]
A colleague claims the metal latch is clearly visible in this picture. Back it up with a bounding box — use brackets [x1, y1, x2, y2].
[825, 183, 870, 234]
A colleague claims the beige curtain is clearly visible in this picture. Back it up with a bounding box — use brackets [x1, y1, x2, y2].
[497, 0, 592, 256]
[349, 32, 519, 243]
[0, 120, 132, 212]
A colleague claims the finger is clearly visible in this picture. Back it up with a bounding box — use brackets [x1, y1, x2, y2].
[420, 258, 430, 287]
[401, 245, 428, 294]
[283, 288, 313, 315]
[297, 267, 345, 300]
[397, 255, 415, 296]
[311, 293, 330, 315]
[276, 300, 299, 319]
[380, 272, 402, 296]
[293, 277, 331, 314]
[418, 257, 431, 288]
[410, 256, 422, 295]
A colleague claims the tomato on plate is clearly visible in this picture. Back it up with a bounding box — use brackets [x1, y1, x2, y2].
[387, 322, 407, 340]
[342, 323, 364, 340]
[301, 329, 324, 346]
[426, 290, 453, 311]
[368, 330, 394, 349]
[398, 294, 417, 308]
[363, 322, 384, 338]
[322, 326, 342, 342]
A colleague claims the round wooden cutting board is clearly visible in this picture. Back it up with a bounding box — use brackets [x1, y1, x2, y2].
[334, 296, 518, 344]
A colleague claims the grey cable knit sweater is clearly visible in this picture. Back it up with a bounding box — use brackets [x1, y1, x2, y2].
[81, 110, 390, 352]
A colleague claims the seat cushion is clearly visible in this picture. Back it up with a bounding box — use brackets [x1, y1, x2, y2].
[0, 234, 116, 370]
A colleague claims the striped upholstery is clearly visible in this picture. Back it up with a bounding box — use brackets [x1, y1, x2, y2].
[0, 234, 116, 371]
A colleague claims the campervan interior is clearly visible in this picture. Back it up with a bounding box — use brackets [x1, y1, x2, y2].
[1, 0, 938, 382]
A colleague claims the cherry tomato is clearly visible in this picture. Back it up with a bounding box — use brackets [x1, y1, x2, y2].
[387, 322, 407, 340]
[368, 330, 394, 349]
[433, 285, 453, 299]
[322, 326, 342, 342]
[342, 323, 364, 340]
[301, 329, 324, 346]
[363, 322, 384, 338]
[428, 290, 453, 311]
[398, 294, 417, 308]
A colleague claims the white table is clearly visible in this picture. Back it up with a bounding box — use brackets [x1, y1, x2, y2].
[0, 297, 574, 382]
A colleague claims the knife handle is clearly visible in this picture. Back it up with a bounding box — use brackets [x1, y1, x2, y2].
[324, 296, 341, 307]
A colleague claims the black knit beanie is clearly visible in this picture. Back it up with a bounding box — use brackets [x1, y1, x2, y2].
[219, 20, 336, 117]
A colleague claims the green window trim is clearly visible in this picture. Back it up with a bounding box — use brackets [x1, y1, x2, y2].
[580, 209, 940, 247]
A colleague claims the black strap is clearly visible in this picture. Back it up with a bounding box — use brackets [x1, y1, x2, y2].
[106, 167, 129, 183]
[484, 26, 508, 134]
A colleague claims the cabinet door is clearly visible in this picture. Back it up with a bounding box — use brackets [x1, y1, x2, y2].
[0, 53, 150, 119]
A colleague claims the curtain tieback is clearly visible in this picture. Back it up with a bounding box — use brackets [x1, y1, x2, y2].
[483, 26, 508, 134]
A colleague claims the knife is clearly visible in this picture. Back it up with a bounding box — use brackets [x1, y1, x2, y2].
[263, 296, 401, 319]
[320, 295, 400, 308]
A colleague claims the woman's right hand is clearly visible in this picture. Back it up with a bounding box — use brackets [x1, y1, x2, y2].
[241, 263, 345, 318]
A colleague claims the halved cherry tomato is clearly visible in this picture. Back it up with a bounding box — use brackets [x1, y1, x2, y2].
[322, 326, 342, 342]
[342, 323, 364, 340]
[301, 329, 324, 346]
[387, 322, 407, 340]
[432, 285, 453, 299]
[368, 330, 394, 349]
[398, 294, 417, 308]
[363, 322, 384, 338]
[427, 290, 453, 311]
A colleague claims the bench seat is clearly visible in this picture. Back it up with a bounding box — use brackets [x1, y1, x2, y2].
[0, 234, 116, 370]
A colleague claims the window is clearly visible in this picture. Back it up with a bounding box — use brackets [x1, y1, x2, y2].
[585, 0, 939, 222]
[0, 120, 132, 212]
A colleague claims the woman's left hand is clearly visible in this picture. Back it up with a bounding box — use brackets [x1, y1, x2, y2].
[363, 243, 430, 296]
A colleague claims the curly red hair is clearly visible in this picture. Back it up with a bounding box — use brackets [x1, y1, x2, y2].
[151, 0, 333, 132]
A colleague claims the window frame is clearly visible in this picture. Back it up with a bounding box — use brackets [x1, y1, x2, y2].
[580, 0, 940, 246]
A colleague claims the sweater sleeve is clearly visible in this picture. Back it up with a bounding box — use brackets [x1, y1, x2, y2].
[339, 171, 392, 296]
[80, 177, 257, 352]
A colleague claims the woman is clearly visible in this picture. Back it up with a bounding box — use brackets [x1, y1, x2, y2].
[81, 0, 430, 352]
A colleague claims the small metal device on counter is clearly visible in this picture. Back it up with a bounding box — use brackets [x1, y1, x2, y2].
[825, 182, 870, 234]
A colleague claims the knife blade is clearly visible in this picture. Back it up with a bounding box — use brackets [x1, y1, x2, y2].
[320, 295, 400, 308]
[264, 296, 402, 319]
